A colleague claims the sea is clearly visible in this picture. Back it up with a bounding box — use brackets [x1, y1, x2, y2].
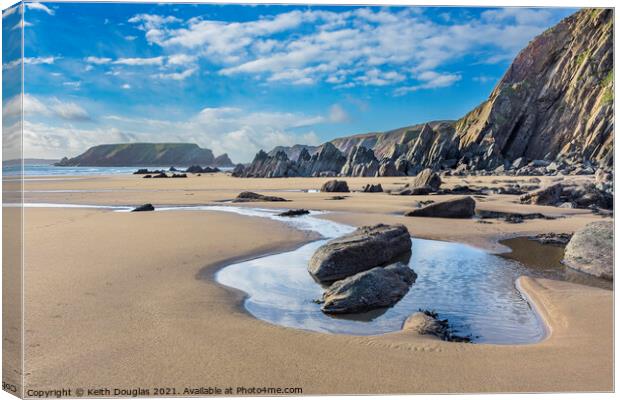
[2, 164, 233, 177]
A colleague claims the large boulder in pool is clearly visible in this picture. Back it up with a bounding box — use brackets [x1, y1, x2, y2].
[321, 263, 416, 314]
[321, 180, 349, 193]
[563, 221, 613, 280]
[308, 224, 411, 283]
[404, 196, 475, 218]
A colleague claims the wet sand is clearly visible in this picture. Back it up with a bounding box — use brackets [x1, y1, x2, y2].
[9, 173, 613, 393]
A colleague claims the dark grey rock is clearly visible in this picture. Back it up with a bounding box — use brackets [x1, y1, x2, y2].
[132, 203, 155, 212]
[278, 209, 310, 217]
[308, 224, 412, 283]
[519, 183, 562, 205]
[321, 263, 416, 314]
[321, 180, 350, 193]
[405, 196, 476, 218]
[362, 184, 383, 193]
[232, 192, 289, 202]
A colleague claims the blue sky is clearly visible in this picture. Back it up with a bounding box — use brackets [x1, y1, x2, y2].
[3, 3, 576, 162]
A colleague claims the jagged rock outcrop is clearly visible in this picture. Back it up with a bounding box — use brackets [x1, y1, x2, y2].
[298, 142, 347, 177]
[235, 9, 613, 178]
[455, 9, 613, 169]
[341, 145, 379, 177]
[214, 153, 234, 168]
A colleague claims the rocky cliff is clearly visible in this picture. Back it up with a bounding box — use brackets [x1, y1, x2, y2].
[234, 9, 614, 178]
[455, 8, 613, 169]
[56, 143, 233, 167]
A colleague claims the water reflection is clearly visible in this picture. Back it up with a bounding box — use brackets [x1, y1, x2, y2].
[217, 232, 548, 344]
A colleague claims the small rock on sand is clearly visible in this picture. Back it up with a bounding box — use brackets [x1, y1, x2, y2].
[405, 196, 475, 218]
[321, 180, 350, 193]
[132, 203, 155, 212]
[232, 191, 289, 202]
[278, 209, 310, 217]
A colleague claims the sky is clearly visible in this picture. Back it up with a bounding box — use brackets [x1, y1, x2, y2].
[2, 2, 576, 162]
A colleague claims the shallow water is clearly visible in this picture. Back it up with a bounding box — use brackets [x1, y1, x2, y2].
[213, 209, 549, 344]
[501, 237, 612, 290]
[16, 202, 551, 344]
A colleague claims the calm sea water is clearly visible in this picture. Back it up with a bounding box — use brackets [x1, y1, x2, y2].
[2, 164, 233, 177]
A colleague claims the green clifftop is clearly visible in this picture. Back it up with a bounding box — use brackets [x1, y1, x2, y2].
[56, 143, 233, 167]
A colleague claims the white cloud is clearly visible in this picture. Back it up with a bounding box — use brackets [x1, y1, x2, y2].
[2, 6, 19, 19]
[154, 67, 197, 80]
[4, 94, 90, 122]
[328, 104, 349, 123]
[395, 71, 461, 95]
[85, 56, 112, 65]
[24, 56, 56, 65]
[25, 2, 54, 15]
[2, 59, 21, 71]
[113, 56, 164, 66]
[62, 81, 81, 89]
[12, 20, 32, 30]
[97, 106, 326, 162]
[50, 100, 90, 121]
[127, 7, 563, 89]
[122, 84, 132, 89]
[167, 54, 198, 65]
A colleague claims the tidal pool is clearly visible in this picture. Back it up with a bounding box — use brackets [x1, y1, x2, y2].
[20, 202, 553, 344]
[215, 210, 549, 344]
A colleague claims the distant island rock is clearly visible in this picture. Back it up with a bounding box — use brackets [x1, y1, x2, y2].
[234, 9, 613, 178]
[55, 143, 234, 167]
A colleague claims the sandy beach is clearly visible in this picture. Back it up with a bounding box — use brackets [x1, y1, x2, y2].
[4, 172, 611, 394]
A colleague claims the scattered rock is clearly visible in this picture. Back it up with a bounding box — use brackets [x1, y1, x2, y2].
[326, 196, 347, 200]
[476, 210, 555, 224]
[171, 173, 187, 178]
[133, 168, 152, 175]
[231, 164, 246, 177]
[232, 192, 289, 203]
[152, 172, 168, 178]
[143, 174, 152, 179]
[520, 183, 562, 205]
[278, 209, 310, 217]
[321, 180, 350, 193]
[321, 263, 416, 314]
[308, 224, 412, 283]
[412, 168, 442, 191]
[563, 221, 613, 280]
[362, 184, 383, 193]
[531, 233, 572, 246]
[405, 196, 476, 218]
[403, 310, 472, 342]
[131, 203, 155, 212]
